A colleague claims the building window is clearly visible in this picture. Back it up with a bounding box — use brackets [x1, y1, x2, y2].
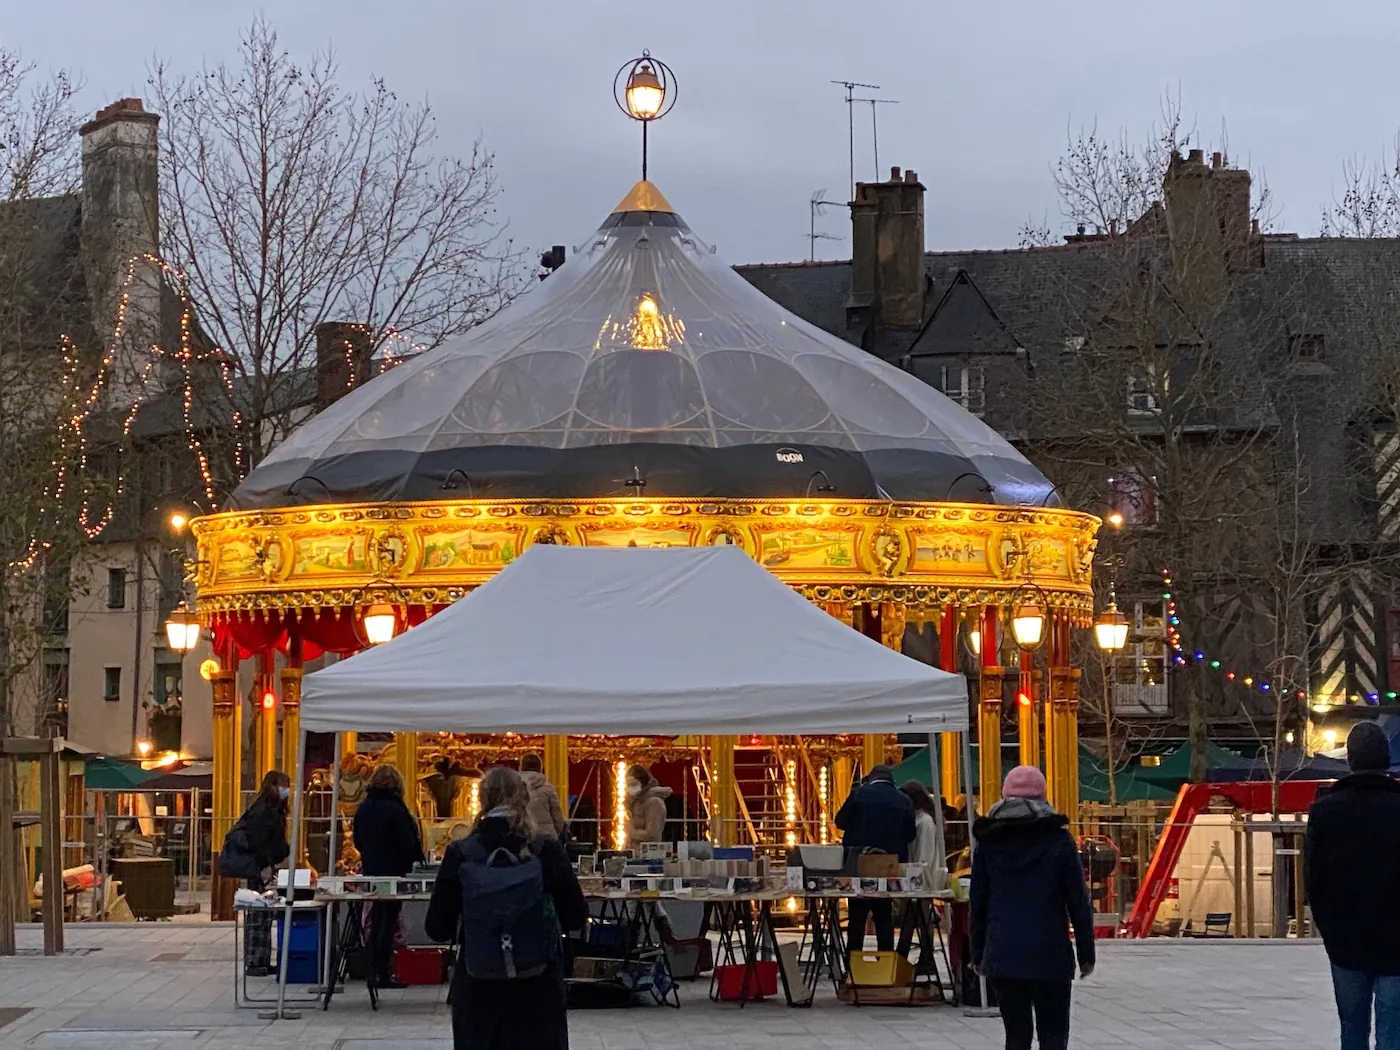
[1126, 369, 1165, 414]
[106, 568, 127, 609]
[42, 650, 69, 736]
[103, 666, 122, 702]
[1112, 600, 1170, 714]
[1289, 333, 1325, 361]
[1108, 470, 1158, 526]
[936, 365, 986, 417]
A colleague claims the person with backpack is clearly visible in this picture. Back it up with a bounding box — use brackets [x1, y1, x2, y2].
[353, 764, 425, 989]
[426, 766, 586, 1050]
[218, 770, 291, 976]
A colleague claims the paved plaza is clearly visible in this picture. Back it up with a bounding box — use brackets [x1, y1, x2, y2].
[0, 924, 1339, 1049]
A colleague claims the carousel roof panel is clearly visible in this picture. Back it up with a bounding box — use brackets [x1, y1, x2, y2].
[233, 181, 1055, 508]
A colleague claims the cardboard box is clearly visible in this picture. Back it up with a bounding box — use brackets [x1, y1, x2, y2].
[572, 956, 623, 980]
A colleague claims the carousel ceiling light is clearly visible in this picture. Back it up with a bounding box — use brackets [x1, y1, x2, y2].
[163, 602, 201, 652]
[965, 625, 981, 658]
[1010, 583, 1048, 650]
[362, 601, 399, 645]
[614, 51, 677, 180]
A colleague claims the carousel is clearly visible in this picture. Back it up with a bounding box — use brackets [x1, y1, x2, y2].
[181, 55, 1100, 900]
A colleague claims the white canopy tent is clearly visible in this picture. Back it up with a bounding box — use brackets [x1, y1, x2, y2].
[301, 545, 968, 734]
[271, 546, 971, 1016]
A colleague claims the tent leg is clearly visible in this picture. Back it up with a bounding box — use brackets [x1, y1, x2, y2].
[269, 728, 308, 1021]
[960, 728, 995, 1016]
[925, 733, 947, 874]
[322, 734, 343, 994]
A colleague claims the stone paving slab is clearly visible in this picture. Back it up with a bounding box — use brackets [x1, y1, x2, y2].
[0, 925, 1340, 1049]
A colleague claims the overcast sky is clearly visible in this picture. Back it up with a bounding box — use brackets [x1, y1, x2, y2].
[8, 0, 1398, 265]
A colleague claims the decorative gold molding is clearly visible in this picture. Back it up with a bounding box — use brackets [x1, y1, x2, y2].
[192, 497, 1100, 622]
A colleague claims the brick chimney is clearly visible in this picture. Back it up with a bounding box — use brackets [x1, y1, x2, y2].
[1163, 148, 1258, 275]
[316, 322, 375, 407]
[80, 99, 162, 400]
[849, 166, 927, 331]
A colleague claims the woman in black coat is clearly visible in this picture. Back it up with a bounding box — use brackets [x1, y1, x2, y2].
[237, 770, 291, 889]
[970, 766, 1095, 1050]
[352, 764, 425, 989]
[426, 766, 586, 1050]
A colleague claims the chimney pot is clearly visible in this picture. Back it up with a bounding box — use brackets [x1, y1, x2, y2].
[1251, 218, 1260, 236]
[1211, 151, 1222, 169]
[904, 170, 918, 184]
[1188, 148, 1205, 164]
[890, 166, 901, 182]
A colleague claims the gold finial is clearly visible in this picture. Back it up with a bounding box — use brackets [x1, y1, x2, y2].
[610, 180, 676, 215]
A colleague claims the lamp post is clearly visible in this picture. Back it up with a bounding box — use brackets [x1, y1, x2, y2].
[1094, 563, 1130, 804]
[614, 51, 677, 181]
[1008, 582, 1047, 770]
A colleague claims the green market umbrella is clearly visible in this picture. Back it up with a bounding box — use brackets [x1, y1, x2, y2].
[83, 755, 159, 791]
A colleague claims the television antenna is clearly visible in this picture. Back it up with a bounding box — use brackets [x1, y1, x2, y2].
[808, 190, 843, 261]
[852, 96, 899, 178]
[832, 79, 879, 201]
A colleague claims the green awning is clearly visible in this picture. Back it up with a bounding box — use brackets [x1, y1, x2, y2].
[1135, 741, 1243, 785]
[83, 756, 158, 790]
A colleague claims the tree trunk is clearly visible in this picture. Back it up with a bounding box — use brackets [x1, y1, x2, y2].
[1187, 663, 1209, 783]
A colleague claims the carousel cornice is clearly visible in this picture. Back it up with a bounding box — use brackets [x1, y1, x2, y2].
[189, 496, 1100, 621]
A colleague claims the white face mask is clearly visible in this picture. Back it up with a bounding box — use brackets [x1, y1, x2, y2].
[626, 781, 641, 798]
[277, 786, 290, 801]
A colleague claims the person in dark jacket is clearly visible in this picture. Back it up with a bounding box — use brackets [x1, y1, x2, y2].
[836, 763, 915, 953]
[1305, 720, 1400, 1050]
[231, 770, 290, 976]
[353, 764, 426, 989]
[971, 765, 1094, 1050]
[426, 766, 586, 1050]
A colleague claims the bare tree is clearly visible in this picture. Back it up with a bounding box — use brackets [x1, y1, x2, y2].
[147, 16, 530, 492]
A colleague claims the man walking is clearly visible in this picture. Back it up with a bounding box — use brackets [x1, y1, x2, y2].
[836, 764, 915, 953]
[1306, 721, 1400, 1050]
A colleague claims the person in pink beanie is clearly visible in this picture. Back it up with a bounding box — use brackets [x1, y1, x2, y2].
[970, 765, 1094, 1050]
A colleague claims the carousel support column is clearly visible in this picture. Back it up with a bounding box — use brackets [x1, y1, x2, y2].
[939, 606, 962, 804]
[857, 604, 899, 774]
[1017, 649, 1040, 769]
[709, 735, 737, 847]
[279, 639, 303, 775]
[977, 606, 1005, 811]
[1049, 615, 1082, 826]
[210, 641, 242, 922]
[820, 600, 857, 822]
[392, 733, 421, 818]
[254, 653, 277, 783]
[544, 736, 569, 814]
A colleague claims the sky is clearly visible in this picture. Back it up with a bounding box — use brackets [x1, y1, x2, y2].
[7, 0, 1400, 266]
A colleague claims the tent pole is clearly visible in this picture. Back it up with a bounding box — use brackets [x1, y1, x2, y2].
[925, 731, 947, 874]
[322, 732, 344, 995]
[270, 727, 308, 1021]
[960, 726, 994, 1015]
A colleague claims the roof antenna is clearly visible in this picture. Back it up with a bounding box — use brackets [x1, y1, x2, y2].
[851, 94, 899, 179]
[831, 80, 879, 201]
[807, 190, 844, 262]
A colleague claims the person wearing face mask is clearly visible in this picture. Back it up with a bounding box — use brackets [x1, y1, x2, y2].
[625, 765, 671, 846]
[353, 764, 426, 989]
[223, 770, 291, 976]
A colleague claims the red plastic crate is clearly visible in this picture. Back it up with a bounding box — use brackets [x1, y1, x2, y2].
[714, 961, 778, 1001]
[393, 947, 447, 985]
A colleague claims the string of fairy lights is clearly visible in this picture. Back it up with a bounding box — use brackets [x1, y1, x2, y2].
[7, 251, 426, 574]
[1159, 567, 1396, 706]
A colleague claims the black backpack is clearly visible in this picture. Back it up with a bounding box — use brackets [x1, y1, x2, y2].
[218, 822, 262, 880]
[459, 844, 557, 980]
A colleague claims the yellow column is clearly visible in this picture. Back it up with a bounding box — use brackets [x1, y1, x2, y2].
[832, 756, 854, 817]
[710, 735, 736, 846]
[279, 665, 302, 774]
[392, 733, 421, 817]
[254, 656, 277, 782]
[940, 734, 961, 804]
[210, 665, 242, 921]
[1017, 659, 1040, 769]
[544, 735, 569, 812]
[977, 607, 1004, 810]
[339, 732, 358, 765]
[1048, 616, 1082, 824]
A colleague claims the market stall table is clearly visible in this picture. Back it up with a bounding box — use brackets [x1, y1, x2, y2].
[315, 890, 436, 1012]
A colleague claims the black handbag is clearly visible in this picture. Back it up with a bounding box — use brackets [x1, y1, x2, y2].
[218, 823, 261, 880]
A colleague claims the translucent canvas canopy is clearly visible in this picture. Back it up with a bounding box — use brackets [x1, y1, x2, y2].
[235, 181, 1055, 508]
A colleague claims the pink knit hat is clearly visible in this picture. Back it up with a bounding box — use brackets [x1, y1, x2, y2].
[1002, 765, 1048, 799]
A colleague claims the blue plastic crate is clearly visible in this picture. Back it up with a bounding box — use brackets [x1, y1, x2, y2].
[275, 912, 322, 956]
[283, 951, 320, 985]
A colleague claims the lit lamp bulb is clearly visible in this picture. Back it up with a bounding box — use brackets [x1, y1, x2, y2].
[169, 511, 189, 532]
[362, 602, 399, 645]
[966, 626, 981, 658]
[163, 602, 201, 652]
[135, 740, 152, 758]
[1322, 729, 1338, 747]
[1094, 601, 1130, 652]
[625, 62, 665, 119]
[1011, 602, 1046, 650]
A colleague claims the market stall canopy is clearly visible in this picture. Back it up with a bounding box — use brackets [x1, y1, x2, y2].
[84, 755, 159, 790]
[235, 180, 1054, 508]
[301, 546, 967, 735]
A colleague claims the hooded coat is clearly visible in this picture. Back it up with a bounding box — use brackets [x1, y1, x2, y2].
[970, 797, 1095, 981]
[352, 786, 425, 877]
[627, 782, 671, 844]
[521, 770, 569, 838]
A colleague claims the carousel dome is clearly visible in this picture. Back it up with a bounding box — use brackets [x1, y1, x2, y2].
[234, 181, 1055, 509]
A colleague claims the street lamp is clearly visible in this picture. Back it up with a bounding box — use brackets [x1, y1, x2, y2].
[614, 51, 677, 181]
[361, 599, 401, 646]
[1009, 583, 1048, 650]
[1094, 598, 1130, 652]
[163, 602, 201, 652]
